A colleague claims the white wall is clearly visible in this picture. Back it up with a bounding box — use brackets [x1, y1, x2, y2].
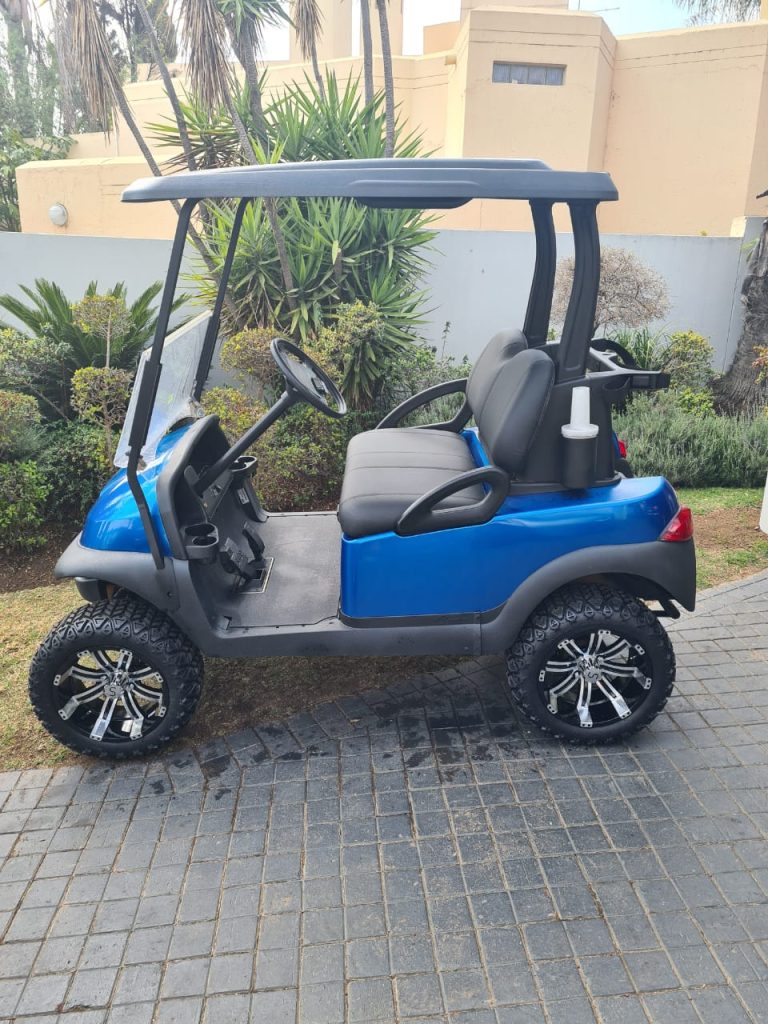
[423, 226, 754, 371]
[0, 224, 752, 373]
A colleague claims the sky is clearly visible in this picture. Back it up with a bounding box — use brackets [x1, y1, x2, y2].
[260, 0, 698, 61]
[402, 0, 692, 53]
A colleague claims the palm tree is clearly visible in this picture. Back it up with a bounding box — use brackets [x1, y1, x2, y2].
[68, 0, 242, 320]
[69, 0, 166, 180]
[676, 0, 765, 409]
[179, 0, 295, 305]
[293, 0, 325, 99]
[134, 0, 197, 171]
[375, 0, 394, 157]
[359, 0, 374, 105]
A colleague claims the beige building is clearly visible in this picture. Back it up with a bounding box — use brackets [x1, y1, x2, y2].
[15, 0, 768, 239]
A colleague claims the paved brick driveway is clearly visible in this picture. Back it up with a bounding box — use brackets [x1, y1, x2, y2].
[1, 573, 768, 1023]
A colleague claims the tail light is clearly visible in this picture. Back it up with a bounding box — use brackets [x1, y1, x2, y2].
[618, 439, 627, 458]
[660, 506, 693, 542]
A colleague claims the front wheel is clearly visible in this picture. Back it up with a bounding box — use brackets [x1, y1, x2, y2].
[506, 583, 675, 744]
[29, 595, 204, 759]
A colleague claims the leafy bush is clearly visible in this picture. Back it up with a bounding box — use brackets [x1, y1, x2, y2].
[0, 389, 41, 460]
[616, 393, 768, 487]
[71, 366, 133, 464]
[202, 386, 266, 438]
[220, 327, 280, 396]
[308, 302, 408, 411]
[38, 422, 112, 518]
[0, 461, 50, 552]
[202, 385, 351, 511]
[0, 327, 72, 421]
[0, 280, 184, 419]
[661, 330, 716, 393]
[257, 406, 351, 511]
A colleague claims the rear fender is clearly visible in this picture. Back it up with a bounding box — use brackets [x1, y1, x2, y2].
[480, 539, 695, 654]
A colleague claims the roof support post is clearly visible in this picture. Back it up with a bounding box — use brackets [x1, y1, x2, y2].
[523, 200, 556, 348]
[194, 198, 249, 401]
[126, 198, 196, 568]
[558, 200, 600, 382]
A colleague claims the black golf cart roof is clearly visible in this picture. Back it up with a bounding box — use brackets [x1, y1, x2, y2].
[122, 158, 618, 207]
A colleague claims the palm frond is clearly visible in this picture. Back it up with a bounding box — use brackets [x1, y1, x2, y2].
[178, 0, 234, 111]
[292, 0, 323, 61]
[676, 0, 759, 22]
[68, 0, 124, 132]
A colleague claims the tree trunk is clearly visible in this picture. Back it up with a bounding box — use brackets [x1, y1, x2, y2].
[115, 82, 243, 324]
[375, 0, 395, 157]
[310, 41, 326, 100]
[717, 218, 768, 413]
[134, 0, 197, 171]
[229, 18, 296, 310]
[4, 13, 35, 135]
[359, 0, 374, 106]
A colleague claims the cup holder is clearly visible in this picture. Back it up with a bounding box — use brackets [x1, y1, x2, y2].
[182, 522, 220, 562]
[231, 455, 258, 480]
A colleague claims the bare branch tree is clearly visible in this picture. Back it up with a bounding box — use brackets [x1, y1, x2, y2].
[552, 248, 670, 334]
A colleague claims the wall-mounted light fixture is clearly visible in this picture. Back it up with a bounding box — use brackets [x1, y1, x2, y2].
[48, 203, 68, 227]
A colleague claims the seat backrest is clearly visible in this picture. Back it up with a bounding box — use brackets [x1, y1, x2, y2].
[466, 328, 528, 415]
[468, 348, 555, 476]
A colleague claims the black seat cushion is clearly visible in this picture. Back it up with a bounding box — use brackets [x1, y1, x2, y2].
[338, 428, 483, 538]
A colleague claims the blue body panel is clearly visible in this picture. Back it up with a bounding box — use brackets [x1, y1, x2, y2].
[341, 430, 678, 618]
[81, 423, 678, 623]
[81, 426, 192, 556]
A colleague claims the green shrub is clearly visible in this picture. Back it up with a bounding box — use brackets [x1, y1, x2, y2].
[202, 386, 267, 439]
[258, 406, 351, 511]
[0, 389, 41, 460]
[220, 327, 281, 397]
[71, 366, 133, 465]
[309, 302, 409, 412]
[38, 422, 112, 518]
[661, 330, 715, 392]
[203, 387, 353, 510]
[0, 461, 50, 551]
[615, 393, 768, 487]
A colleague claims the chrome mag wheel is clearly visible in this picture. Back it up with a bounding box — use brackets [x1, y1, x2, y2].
[539, 629, 653, 730]
[54, 648, 168, 745]
[29, 596, 204, 759]
[506, 583, 675, 744]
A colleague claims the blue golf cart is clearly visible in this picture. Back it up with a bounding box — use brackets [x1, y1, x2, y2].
[29, 158, 696, 757]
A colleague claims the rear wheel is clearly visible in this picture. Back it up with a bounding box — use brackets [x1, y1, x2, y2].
[29, 595, 203, 759]
[506, 583, 675, 744]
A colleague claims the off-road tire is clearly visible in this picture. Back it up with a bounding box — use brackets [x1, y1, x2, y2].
[29, 595, 204, 759]
[506, 582, 675, 744]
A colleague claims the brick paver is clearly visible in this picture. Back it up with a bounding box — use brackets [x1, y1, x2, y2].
[1, 573, 768, 1022]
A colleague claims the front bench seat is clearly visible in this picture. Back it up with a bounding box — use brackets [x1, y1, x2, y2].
[338, 333, 555, 539]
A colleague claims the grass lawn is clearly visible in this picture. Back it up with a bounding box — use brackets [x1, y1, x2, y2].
[1, 486, 766, 770]
[0, 582, 452, 772]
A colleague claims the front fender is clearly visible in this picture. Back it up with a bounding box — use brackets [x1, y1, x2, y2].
[480, 539, 695, 654]
[55, 536, 180, 612]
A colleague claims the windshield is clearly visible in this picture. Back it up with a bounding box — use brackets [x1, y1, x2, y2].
[114, 311, 210, 467]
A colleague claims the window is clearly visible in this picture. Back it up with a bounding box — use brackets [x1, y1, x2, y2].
[492, 62, 565, 86]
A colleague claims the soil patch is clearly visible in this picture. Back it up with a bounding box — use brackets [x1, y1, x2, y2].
[2, 525, 78, 593]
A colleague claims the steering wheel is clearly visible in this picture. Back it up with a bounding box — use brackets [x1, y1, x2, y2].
[270, 338, 347, 419]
